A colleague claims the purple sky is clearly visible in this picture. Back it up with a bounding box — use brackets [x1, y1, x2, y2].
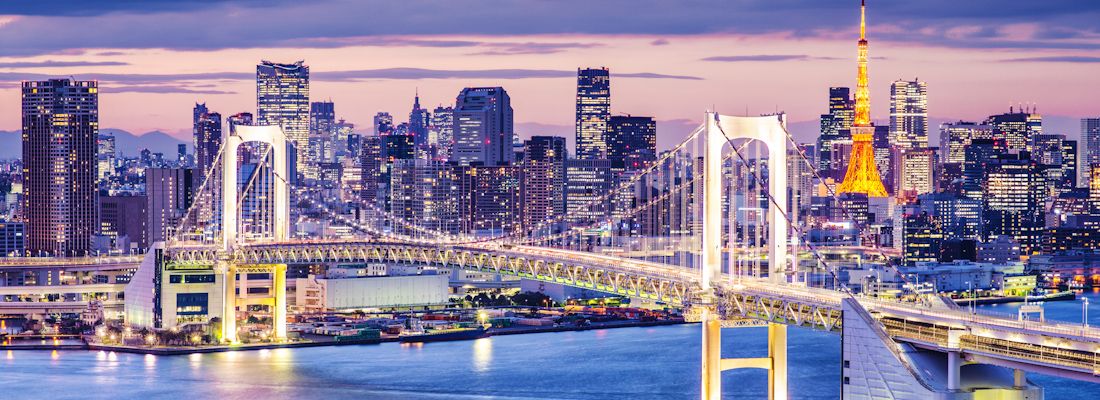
[0, 0, 1098, 145]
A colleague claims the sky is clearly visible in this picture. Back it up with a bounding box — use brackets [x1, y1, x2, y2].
[0, 0, 1099, 147]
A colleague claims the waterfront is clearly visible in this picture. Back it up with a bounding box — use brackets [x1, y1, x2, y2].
[4, 291, 1100, 399]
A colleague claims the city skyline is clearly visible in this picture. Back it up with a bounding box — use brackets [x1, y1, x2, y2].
[0, 1, 1097, 146]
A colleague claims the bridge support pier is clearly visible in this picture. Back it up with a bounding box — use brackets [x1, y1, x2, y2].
[701, 320, 788, 400]
[947, 350, 961, 391]
[273, 264, 287, 341]
[767, 323, 788, 400]
[1013, 369, 1026, 389]
[222, 263, 237, 343]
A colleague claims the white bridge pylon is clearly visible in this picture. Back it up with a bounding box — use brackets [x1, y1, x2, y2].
[219, 125, 290, 343]
[701, 112, 790, 400]
[221, 125, 290, 248]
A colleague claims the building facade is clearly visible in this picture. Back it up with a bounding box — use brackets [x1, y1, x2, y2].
[22, 79, 99, 256]
[888, 79, 928, 150]
[257, 60, 310, 177]
[576, 67, 611, 160]
[451, 87, 514, 166]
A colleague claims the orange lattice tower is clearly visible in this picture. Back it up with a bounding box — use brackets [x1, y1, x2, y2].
[837, 0, 889, 197]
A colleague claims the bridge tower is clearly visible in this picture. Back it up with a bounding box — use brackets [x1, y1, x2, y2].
[701, 112, 790, 400]
[219, 125, 291, 343]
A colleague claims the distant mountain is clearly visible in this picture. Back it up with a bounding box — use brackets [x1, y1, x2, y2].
[0, 128, 189, 160]
[0, 131, 18, 159]
[102, 129, 189, 157]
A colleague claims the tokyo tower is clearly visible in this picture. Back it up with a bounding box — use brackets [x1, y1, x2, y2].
[836, 0, 889, 197]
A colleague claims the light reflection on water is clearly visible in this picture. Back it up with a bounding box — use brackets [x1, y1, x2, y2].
[472, 337, 491, 373]
[1, 296, 1100, 399]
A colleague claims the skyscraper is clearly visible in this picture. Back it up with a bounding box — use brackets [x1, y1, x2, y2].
[22, 79, 99, 256]
[193, 103, 222, 179]
[939, 121, 993, 164]
[817, 87, 854, 178]
[981, 152, 1044, 255]
[451, 87, 514, 166]
[1083, 118, 1100, 186]
[373, 112, 394, 136]
[889, 79, 928, 149]
[227, 112, 253, 135]
[522, 136, 568, 232]
[431, 106, 455, 161]
[408, 92, 430, 149]
[896, 147, 936, 198]
[607, 115, 657, 170]
[836, 0, 888, 198]
[257, 60, 309, 176]
[146, 168, 196, 243]
[576, 67, 611, 160]
[309, 101, 336, 168]
[985, 108, 1041, 153]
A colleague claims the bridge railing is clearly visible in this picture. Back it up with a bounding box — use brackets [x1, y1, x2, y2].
[867, 300, 1100, 342]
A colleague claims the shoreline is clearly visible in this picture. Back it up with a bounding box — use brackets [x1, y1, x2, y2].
[3, 319, 689, 355]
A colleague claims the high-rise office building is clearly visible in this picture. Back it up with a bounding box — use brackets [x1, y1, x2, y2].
[607, 115, 657, 170]
[576, 67, 611, 160]
[901, 211, 943, 266]
[146, 168, 196, 243]
[431, 106, 455, 161]
[962, 139, 999, 201]
[456, 164, 521, 235]
[256, 60, 309, 176]
[1062, 140, 1079, 190]
[97, 132, 116, 182]
[985, 109, 1041, 153]
[565, 159, 615, 227]
[915, 192, 982, 240]
[889, 79, 928, 149]
[1083, 118, 1100, 187]
[818, 87, 855, 178]
[522, 136, 568, 232]
[333, 119, 355, 159]
[389, 159, 461, 235]
[359, 135, 383, 206]
[227, 112, 253, 134]
[896, 147, 936, 198]
[374, 112, 394, 135]
[309, 101, 336, 167]
[22, 79, 99, 256]
[409, 92, 430, 149]
[981, 152, 1044, 255]
[451, 87, 514, 166]
[193, 103, 222, 179]
[99, 194, 148, 251]
[939, 121, 993, 164]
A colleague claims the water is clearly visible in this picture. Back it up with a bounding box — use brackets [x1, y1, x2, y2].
[3, 292, 1099, 399]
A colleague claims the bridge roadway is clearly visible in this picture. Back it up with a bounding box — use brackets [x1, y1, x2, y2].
[165, 239, 1100, 382]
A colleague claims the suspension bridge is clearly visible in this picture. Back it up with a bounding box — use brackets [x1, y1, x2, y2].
[12, 113, 1095, 399]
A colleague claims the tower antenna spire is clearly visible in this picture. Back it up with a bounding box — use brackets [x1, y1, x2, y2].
[860, 0, 867, 40]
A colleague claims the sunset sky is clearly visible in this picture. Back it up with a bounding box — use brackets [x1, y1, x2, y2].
[1, 0, 1098, 146]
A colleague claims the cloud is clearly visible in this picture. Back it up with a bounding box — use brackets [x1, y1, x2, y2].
[468, 42, 603, 55]
[102, 85, 238, 95]
[702, 54, 839, 62]
[1001, 56, 1100, 63]
[0, 1, 1098, 56]
[0, 60, 128, 68]
[650, 38, 670, 46]
[0, 67, 700, 86]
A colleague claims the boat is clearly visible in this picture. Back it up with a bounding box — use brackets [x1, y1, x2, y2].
[400, 326, 490, 343]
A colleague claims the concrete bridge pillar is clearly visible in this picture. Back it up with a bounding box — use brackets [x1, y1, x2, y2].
[222, 263, 237, 343]
[273, 264, 287, 340]
[947, 350, 961, 391]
